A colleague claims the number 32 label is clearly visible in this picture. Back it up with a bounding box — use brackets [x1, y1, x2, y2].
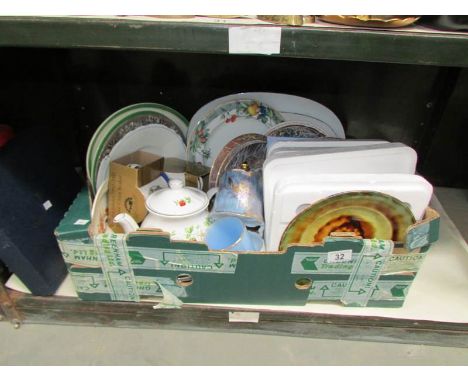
[327, 249, 353, 263]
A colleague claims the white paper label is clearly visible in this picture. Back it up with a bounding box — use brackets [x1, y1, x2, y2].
[74, 219, 90, 225]
[228, 311, 260, 323]
[229, 27, 281, 55]
[327, 249, 353, 263]
[43, 200, 53, 210]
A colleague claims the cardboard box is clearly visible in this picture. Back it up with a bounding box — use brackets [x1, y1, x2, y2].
[163, 158, 210, 190]
[55, 188, 440, 308]
[107, 151, 164, 233]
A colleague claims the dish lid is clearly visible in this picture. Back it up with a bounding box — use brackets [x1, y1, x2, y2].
[146, 179, 209, 217]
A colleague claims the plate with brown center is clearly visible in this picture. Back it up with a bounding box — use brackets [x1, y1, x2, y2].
[279, 191, 415, 251]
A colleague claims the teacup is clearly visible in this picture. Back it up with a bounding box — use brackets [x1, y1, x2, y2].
[205, 217, 264, 251]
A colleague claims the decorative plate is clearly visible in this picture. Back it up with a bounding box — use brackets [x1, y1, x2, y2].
[188, 93, 344, 141]
[279, 191, 415, 251]
[86, 103, 189, 192]
[208, 134, 267, 188]
[88, 104, 186, 178]
[266, 121, 327, 138]
[187, 99, 283, 166]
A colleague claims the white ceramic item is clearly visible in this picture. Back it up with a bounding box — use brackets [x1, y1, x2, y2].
[95, 123, 187, 191]
[265, 173, 433, 250]
[266, 138, 389, 158]
[263, 143, 417, 212]
[88, 179, 114, 236]
[188, 92, 345, 140]
[115, 179, 212, 242]
[87, 103, 189, 192]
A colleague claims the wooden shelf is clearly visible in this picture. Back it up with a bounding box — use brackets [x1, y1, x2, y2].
[1, 16, 468, 67]
[3, 289, 468, 348]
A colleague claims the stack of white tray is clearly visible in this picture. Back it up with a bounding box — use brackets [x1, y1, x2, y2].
[263, 139, 434, 251]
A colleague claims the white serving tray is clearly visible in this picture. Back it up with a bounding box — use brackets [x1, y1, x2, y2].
[263, 143, 418, 240]
[266, 138, 389, 158]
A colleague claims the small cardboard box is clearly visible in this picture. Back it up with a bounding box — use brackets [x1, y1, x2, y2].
[107, 151, 164, 233]
[55, 188, 440, 308]
[163, 158, 210, 190]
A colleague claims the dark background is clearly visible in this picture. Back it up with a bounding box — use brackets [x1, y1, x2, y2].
[0, 47, 466, 187]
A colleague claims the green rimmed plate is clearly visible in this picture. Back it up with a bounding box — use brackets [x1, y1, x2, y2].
[279, 191, 415, 251]
[86, 103, 189, 192]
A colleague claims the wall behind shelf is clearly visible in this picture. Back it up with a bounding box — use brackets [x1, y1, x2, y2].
[0, 47, 466, 187]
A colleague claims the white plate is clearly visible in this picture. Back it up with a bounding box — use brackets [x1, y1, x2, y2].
[86, 103, 188, 192]
[188, 92, 345, 141]
[265, 174, 433, 250]
[187, 99, 283, 166]
[88, 179, 114, 236]
[95, 124, 186, 191]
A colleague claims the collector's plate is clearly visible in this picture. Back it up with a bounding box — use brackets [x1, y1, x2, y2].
[187, 99, 283, 166]
[278, 191, 416, 251]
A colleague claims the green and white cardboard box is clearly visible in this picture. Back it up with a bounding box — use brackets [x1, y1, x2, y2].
[55, 188, 440, 308]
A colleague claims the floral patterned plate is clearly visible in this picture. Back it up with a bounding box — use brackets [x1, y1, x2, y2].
[188, 93, 344, 141]
[187, 99, 284, 166]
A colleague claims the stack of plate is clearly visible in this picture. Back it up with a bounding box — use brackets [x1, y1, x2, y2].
[86, 103, 189, 195]
[187, 93, 345, 187]
[263, 140, 434, 251]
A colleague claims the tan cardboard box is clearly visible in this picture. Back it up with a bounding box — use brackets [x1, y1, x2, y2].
[164, 158, 210, 190]
[108, 151, 164, 233]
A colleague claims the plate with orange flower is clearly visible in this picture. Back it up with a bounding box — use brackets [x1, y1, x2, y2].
[187, 99, 284, 166]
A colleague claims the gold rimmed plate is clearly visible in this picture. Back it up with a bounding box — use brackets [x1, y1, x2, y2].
[279, 191, 415, 251]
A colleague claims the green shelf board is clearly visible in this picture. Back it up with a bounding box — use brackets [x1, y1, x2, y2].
[1, 17, 468, 67]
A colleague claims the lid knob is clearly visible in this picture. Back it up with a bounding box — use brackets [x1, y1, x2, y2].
[169, 179, 184, 190]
